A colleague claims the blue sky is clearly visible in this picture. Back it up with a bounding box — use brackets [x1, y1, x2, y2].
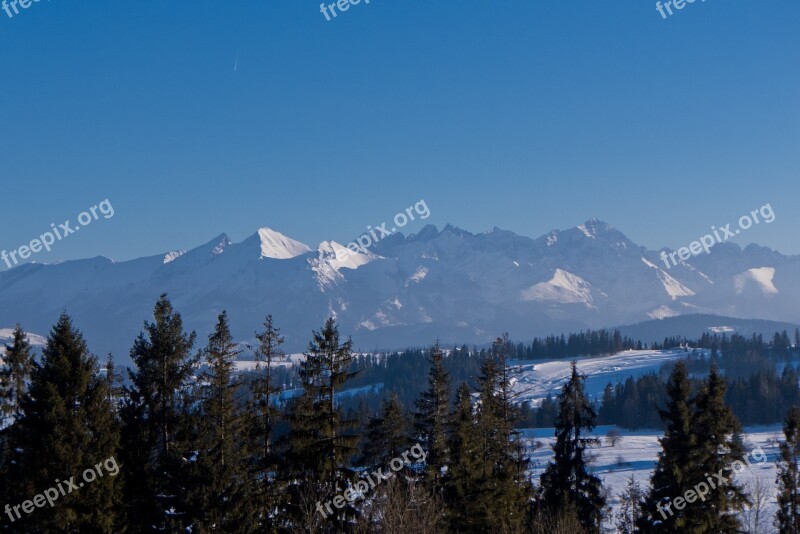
[1, 0, 798, 266]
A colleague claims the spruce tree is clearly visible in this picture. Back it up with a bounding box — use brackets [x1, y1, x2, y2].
[0, 325, 35, 517]
[474, 335, 529, 532]
[639, 361, 695, 533]
[777, 406, 800, 533]
[599, 383, 615, 424]
[250, 314, 284, 530]
[0, 326, 34, 516]
[121, 294, 197, 532]
[284, 318, 360, 528]
[444, 383, 488, 532]
[186, 312, 256, 532]
[362, 393, 412, 468]
[0, 325, 34, 423]
[687, 364, 746, 532]
[414, 341, 451, 490]
[538, 361, 605, 533]
[6, 313, 121, 533]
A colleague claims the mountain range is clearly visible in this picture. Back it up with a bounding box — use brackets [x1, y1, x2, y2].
[1, 219, 798, 365]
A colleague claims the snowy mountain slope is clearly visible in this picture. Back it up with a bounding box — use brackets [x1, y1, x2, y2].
[734, 267, 779, 295]
[1, 221, 799, 364]
[521, 269, 596, 307]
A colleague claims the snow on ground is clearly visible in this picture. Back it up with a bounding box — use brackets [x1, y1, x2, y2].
[510, 349, 701, 406]
[524, 425, 783, 532]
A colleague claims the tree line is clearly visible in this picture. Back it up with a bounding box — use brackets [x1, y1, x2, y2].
[586, 335, 800, 430]
[3, 297, 800, 532]
[511, 329, 640, 360]
[0, 295, 586, 532]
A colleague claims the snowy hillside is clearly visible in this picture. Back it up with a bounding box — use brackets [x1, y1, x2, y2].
[510, 349, 698, 405]
[0, 328, 47, 357]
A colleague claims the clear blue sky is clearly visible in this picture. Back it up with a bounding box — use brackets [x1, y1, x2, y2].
[1, 0, 798, 266]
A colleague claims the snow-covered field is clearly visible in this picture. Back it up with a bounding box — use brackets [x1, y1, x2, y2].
[524, 425, 783, 532]
[510, 349, 702, 405]
[510, 349, 784, 530]
[232, 346, 786, 530]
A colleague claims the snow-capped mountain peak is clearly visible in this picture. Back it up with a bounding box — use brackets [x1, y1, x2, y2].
[577, 218, 614, 239]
